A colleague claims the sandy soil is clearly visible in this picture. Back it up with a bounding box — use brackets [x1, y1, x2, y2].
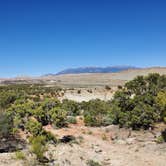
[43, 118, 166, 166]
[0, 122, 166, 166]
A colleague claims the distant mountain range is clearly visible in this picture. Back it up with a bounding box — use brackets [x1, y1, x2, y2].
[1, 67, 165, 86]
[49, 66, 139, 76]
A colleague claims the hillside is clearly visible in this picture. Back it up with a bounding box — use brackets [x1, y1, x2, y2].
[0, 67, 166, 88]
[42, 67, 166, 87]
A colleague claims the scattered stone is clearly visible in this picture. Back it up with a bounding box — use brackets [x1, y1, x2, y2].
[95, 149, 103, 153]
[126, 138, 136, 145]
[115, 139, 126, 145]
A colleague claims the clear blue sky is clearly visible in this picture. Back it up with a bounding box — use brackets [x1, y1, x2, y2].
[0, 0, 166, 77]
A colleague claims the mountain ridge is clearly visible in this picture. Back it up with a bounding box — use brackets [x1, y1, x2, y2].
[45, 66, 139, 76]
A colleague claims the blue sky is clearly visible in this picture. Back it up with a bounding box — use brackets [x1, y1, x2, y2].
[0, 0, 166, 77]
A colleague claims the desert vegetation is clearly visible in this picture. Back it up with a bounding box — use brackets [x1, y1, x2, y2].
[83, 74, 166, 130]
[0, 73, 166, 165]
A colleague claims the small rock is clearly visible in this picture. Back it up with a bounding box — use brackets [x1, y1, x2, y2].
[95, 149, 103, 153]
[126, 138, 136, 145]
[155, 132, 161, 138]
[116, 139, 126, 145]
[104, 158, 111, 161]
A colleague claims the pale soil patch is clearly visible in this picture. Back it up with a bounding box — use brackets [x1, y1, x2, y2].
[0, 153, 24, 166]
[59, 88, 116, 102]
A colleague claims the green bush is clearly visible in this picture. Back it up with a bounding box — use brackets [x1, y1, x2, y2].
[0, 92, 17, 109]
[7, 100, 35, 118]
[13, 115, 23, 130]
[155, 91, 166, 120]
[41, 98, 61, 112]
[62, 99, 81, 116]
[129, 102, 159, 129]
[29, 135, 47, 162]
[0, 112, 13, 138]
[33, 98, 61, 125]
[33, 107, 49, 126]
[125, 75, 147, 95]
[156, 130, 166, 144]
[44, 131, 57, 143]
[15, 151, 26, 160]
[67, 116, 77, 124]
[83, 99, 112, 127]
[26, 119, 43, 136]
[110, 92, 160, 129]
[156, 135, 165, 144]
[87, 160, 101, 166]
[50, 107, 67, 128]
[109, 74, 166, 129]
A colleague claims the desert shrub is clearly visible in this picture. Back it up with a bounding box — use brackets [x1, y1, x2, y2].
[87, 89, 93, 93]
[31, 98, 62, 125]
[43, 131, 57, 143]
[13, 115, 24, 129]
[125, 75, 147, 95]
[105, 85, 111, 90]
[108, 90, 132, 126]
[27, 98, 62, 126]
[67, 116, 77, 124]
[77, 90, 81, 94]
[83, 99, 112, 127]
[26, 119, 43, 136]
[109, 74, 166, 129]
[33, 107, 49, 126]
[29, 135, 47, 162]
[15, 151, 26, 160]
[156, 129, 166, 143]
[155, 91, 166, 120]
[117, 85, 123, 89]
[145, 73, 165, 95]
[26, 119, 57, 143]
[0, 92, 17, 109]
[110, 92, 160, 129]
[62, 99, 81, 116]
[0, 112, 13, 138]
[87, 160, 101, 166]
[49, 107, 67, 128]
[156, 135, 165, 144]
[125, 97, 158, 129]
[7, 100, 35, 118]
[129, 102, 159, 129]
[41, 98, 61, 112]
[0, 84, 61, 109]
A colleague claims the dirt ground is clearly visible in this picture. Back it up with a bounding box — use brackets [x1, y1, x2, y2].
[1, 118, 165, 166]
[44, 118, 166, 166]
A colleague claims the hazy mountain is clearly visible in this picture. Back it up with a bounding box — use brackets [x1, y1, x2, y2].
[54, 66, 139, 75]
